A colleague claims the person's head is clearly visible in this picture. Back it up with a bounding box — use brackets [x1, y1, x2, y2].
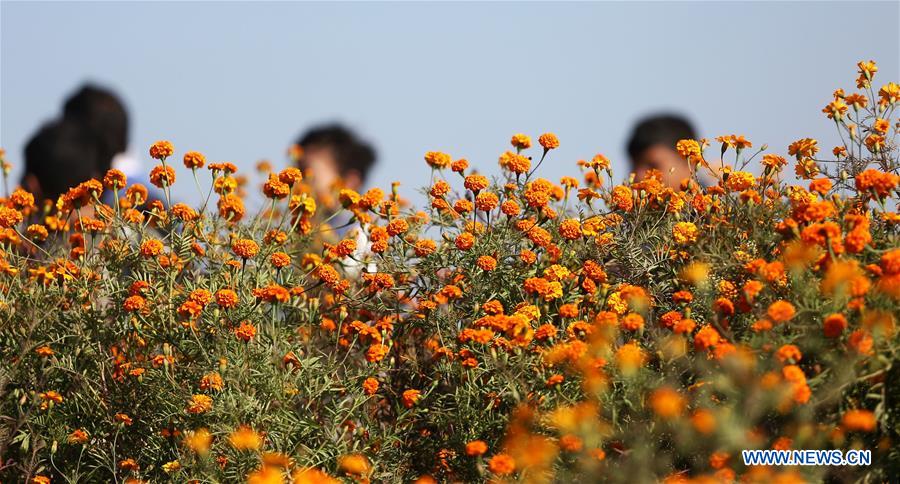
[294, 124, 375, 198]
[23, 119, 100, 203]
[627, 114, 696, 188]
[63, 84, 129, 173]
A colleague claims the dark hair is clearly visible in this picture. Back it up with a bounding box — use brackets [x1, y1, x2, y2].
[626, 114, 696, 162]
[63, 84, 128, 173]
[296, 124, 376, 181]
[24, 120, 100, 202]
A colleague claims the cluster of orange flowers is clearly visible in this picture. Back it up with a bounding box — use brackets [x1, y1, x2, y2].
[2, 61, 898, 483]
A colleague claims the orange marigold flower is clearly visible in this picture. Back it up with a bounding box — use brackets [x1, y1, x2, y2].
[199, 372, 224, 391]
[650, 387, 685, 420]
[218, 193, 246, 222]
[615, 341, 645, 373]
[278, 167, 303, 185]
[139, 239, 164, 257]
[499, 151, 530, 174]
[775, 344, 802, 364]
[366, 343, 389, 363]
[229, 425, 262, 451]
[476, 255, 497, 271]
[103, 168, 127, 189]
[538, 133, 559, 150]
[149, 165, 176, 188]
[186, 394, 213, 414]
[558, 219, 581, 240]
[402, 389, 421, 408]
[234, 321, 256, 342]
[183, 151, 206, 169]
[68, 428, 89, 444]
[270, 251, 292, 269]
[510, 133, 532, 150]
[466, 440, 488, 457]
[339, 454, 370, 476]
[488, 454, 516, 475]
[475, 191, 499, 212]
[841, 409, 877, 432]
[611, 185, 633, 211]
[455, 232, 475, 251]
[767, 300, 796, 323]
[424, 151, 452, 169]
[232, 238, 259, 259]
[464, 174, 489, 193]
[263, 174, 291, 199]
[215, 289, 239, 309]
[694, 325, 721, 351]
[413, 238, 436, 257]
[362, 377, 379, 396]
[149, 140, 174, 160]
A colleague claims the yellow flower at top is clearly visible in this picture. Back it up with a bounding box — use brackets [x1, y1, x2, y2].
[538, 132, 559, 150]
[149, 140, 174, 160]
[879, 82, 899, 105]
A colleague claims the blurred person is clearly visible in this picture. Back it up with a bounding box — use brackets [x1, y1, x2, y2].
[22, 119, 100, 205]
[62, 83, 163, 204]
[293, 124, 376, 206]
[626, 114, 697, 188]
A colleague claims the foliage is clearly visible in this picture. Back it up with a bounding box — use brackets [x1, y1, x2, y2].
[0, 61, 898, 483]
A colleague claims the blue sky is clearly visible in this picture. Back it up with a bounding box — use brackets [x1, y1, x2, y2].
[2, 1, 898, 209]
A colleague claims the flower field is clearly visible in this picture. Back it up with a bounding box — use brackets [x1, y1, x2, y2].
[1, 62, 898, 483]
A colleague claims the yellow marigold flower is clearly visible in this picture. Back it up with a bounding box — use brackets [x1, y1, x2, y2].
[149, 140, 174, 160]
[162, 460, 182, 473]
[510, 133, 532, 149]
[424, 151, 452, 169]
[229, 425, 263, 451]
[538, 132, 559, 150]
[672, 221, 698, 245]
[186, 394, 213, 414]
